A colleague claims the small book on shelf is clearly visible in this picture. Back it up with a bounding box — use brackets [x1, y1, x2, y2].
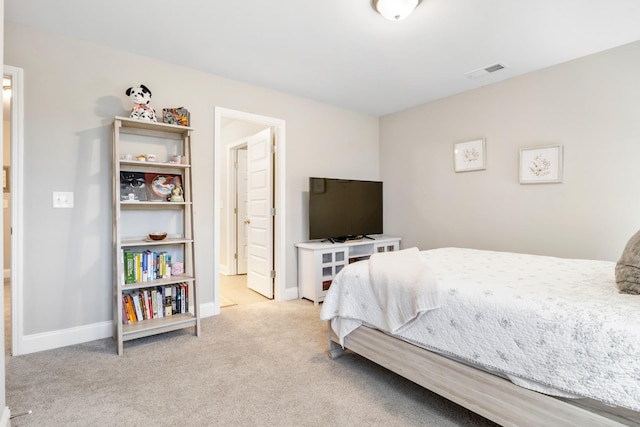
[124, 251, 135, 284]
[174, 285, 181, 314]
[164, 287, 173, 316]
[125, 295, 136, 323]
[132, 294, 143, 321]
[121, 298, 130, 325]
[155, 288, 164, 319]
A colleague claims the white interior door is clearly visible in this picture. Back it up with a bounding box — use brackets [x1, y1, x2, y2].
[246, 128, 274, 298]
[247, 129, 273, 298]
[236, 147, 248, 274]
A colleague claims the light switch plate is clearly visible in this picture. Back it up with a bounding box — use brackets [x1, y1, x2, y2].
[52, 191, 74, 208]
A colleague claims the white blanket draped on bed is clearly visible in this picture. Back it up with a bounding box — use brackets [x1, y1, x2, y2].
[320, 247, 640, 411]
[369, 247, 440, 332]
[320, 247, 440, 346]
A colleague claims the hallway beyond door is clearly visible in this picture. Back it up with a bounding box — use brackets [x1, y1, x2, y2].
[220, 274, 270, 307]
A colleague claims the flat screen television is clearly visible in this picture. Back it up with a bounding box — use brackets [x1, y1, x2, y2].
[308, 177, 383, 242]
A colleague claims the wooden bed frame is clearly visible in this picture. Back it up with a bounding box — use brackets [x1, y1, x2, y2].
[328, 325, 640, 427]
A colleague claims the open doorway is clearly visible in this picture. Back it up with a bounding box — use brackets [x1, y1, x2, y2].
[213, 108, 286, 311]
[221, 129, 271, 307]
[3, 65, 24, 356]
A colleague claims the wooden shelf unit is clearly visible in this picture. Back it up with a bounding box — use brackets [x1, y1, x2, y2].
[112, 116, 200, 355]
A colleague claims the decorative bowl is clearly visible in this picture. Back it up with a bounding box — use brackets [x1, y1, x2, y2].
[148, 232, 167, 241]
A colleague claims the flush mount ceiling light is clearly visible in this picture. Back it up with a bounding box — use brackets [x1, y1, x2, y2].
[372, 0, 422, 21]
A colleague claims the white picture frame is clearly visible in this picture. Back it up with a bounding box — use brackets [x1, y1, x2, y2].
[519, 144, 563, 184]
[453, 138, 486, 172]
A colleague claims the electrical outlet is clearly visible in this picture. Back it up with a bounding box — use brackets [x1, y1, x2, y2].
[52, 192, 74, 208]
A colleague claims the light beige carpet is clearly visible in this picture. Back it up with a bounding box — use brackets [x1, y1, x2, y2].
[220, 295, 237, 308]
[6, 300, 496, 426]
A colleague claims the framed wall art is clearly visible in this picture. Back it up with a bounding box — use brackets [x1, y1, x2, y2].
[519, 144, 563, 184]
[453, 138, 486, 172]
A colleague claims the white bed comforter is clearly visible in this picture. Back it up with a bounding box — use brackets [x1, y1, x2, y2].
[320, 247, 640, 411]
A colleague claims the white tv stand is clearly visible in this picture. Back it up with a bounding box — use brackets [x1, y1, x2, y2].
[296, 235, 401, 305]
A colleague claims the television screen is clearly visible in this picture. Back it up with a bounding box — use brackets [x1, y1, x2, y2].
[309, 177, 383, 241]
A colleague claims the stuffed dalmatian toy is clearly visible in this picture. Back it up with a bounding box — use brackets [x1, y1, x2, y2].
[126, 84, 157, 122]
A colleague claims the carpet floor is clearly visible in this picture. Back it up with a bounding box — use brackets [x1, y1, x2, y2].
[6, 300, 496, 426]
[219, 295, 237, 308]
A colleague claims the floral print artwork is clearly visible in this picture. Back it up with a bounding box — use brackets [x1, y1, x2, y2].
[520, 145, 562, 183]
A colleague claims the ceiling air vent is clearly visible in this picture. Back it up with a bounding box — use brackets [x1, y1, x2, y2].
[464, 63, 508, 79]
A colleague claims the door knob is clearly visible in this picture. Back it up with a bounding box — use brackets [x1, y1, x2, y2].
[244, 219, 251, 224]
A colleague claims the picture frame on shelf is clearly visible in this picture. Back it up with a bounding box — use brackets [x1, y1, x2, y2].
[162, 107, 190, 126]
[519, 144, 563, 184]
[120, 171, 147, 201]
[454, 138, 486, 172]
[145, 173, 182, 202]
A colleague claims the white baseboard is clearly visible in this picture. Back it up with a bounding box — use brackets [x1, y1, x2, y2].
[18, 321, 112, 355]
[200, 301, 217, 318]
[281, 286, 300, 301]
[219, 264, 230, 275]
[0, 406, 9, 427]
[16, 302, 220, 355]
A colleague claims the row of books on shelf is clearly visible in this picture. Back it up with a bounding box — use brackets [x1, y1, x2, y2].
[124, 250, 174, 284]
[122, 284, 189, 324]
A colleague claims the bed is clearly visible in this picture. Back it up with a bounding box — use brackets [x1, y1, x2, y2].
[319, 247, 640, 426]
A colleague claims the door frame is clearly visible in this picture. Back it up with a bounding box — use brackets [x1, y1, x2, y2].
[214, 107, 286, 308]
[234, 145, 248, 275]
[4, 65, 24, 355]
[224, 140, 249, 276]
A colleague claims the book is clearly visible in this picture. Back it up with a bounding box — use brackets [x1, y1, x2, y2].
[125, 295, 137, 322]
[144, 173, 182, 202]
[172, 286, 179, 314]
[164, 286, 172, 316]
[151, 288, 158, 318]
[135, 253, 142, 283]
[141, 251, 148, 282]
[120, 171, 147, 202]
[152, 252, 158, 280]
[180, 284, 186, 313]
[158, 252, 166, 278]
[139, 292, 148, 320]
[124, 251, 135, 284]
[144, 289, 152, 319]
[121, 297, 130, 325]
[165, 253, 172, 277]
[132, 294, 143, 321]
[155, 288, 164, 319]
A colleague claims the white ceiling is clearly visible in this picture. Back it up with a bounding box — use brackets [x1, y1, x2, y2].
[5, 0, 640, 116]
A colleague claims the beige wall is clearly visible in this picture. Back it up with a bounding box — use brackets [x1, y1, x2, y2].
[4, 22, 379, 340]
[380, 41, 640, 261]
